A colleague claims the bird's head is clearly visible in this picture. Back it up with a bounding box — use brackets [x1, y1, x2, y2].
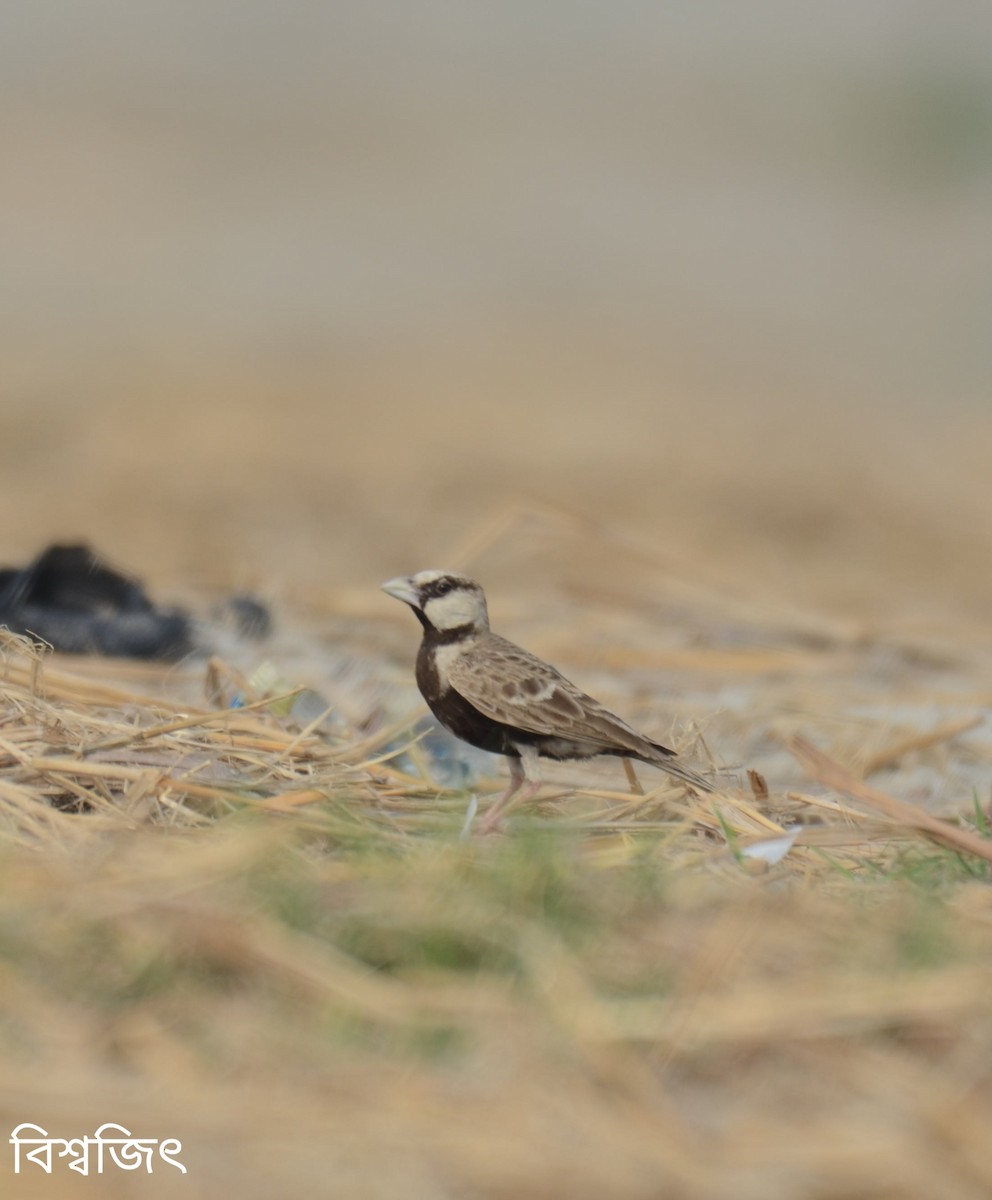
[381, 569, 489, 635]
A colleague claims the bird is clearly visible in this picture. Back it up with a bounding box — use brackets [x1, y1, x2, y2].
[381, 569, 714, 832]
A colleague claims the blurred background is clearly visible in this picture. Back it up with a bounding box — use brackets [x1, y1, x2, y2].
[1, 0, 991, 626]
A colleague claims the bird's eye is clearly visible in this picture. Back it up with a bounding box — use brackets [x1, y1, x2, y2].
[435, 579, 453, 597]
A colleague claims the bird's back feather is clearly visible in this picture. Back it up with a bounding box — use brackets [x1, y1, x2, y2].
[445, 633, 712, 790]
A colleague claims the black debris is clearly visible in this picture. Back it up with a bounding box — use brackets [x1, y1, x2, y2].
[0, 544, 195, 661]
[216, 593, 273, 640]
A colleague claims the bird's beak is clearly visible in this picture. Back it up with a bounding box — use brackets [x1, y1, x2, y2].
[381, 576, 420, 608]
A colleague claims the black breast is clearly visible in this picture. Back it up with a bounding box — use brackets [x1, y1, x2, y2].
[416, 638, 521, 758]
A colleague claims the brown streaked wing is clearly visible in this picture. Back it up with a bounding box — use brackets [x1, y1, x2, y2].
[446, 634, 669, 756]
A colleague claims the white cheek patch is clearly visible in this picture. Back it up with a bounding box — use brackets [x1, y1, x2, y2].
[424, 590, 484, 631]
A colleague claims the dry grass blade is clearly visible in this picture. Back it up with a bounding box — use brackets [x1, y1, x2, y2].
[788, 734, 992, 863]
[82, 688, 306, 752]
[860, 714, 983, 776]
[3, 749, 236, 802]
[621, 758, 644, 795]
[254, 788, 332, 812]
[636, 963, 992, 1048]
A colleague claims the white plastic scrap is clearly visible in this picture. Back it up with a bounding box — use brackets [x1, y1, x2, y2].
[459, 793, 479, 841]
[740, 826, 801, 866]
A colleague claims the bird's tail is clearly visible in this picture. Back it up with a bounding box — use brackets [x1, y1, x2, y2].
[661, 758, 715, 793]
[642, 742, 715, 793]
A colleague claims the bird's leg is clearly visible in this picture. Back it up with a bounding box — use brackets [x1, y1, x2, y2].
[478, 755, 524, 834]
[479, 746, 541, 834]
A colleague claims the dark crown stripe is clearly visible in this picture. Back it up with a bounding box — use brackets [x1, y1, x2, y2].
[419, 576, 474, 602]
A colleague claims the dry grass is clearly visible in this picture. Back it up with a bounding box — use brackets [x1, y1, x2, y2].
[1, 505, 991, 1199]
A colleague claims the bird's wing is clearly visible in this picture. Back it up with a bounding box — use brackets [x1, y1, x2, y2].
[446, 634, 676, 758]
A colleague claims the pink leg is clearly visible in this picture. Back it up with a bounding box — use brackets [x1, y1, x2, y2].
[479, 747, 541, 834]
